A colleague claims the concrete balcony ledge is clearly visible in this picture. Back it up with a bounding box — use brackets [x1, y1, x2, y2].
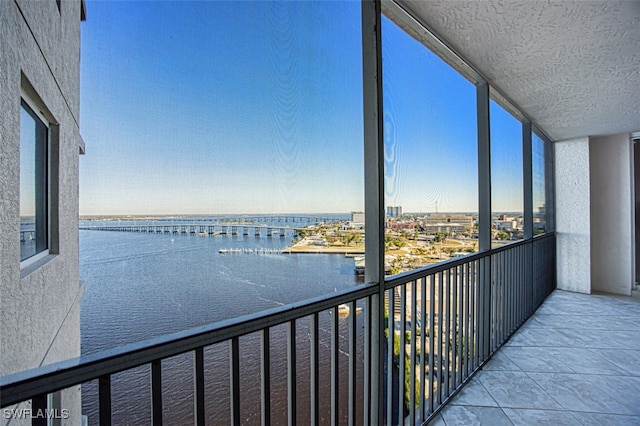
[431, 290, 640, 425]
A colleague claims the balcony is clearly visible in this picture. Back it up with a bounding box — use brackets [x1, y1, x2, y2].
[433, 289, 640, 425]
[0, 234, 600, 425]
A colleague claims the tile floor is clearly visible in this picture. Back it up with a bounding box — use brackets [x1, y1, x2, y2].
[430, 289, 640, 425]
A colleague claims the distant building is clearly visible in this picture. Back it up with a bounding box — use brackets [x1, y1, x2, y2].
[494, 220, 518, 231]
[386, 206, 403, 217]
[388, 220, 415, 230]
[345, 211, 365, 230]
[350, 211, 365, 224]
[421, 214, 474, 234]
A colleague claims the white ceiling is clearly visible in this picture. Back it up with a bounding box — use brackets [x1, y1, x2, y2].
[397, 0, 640, 141]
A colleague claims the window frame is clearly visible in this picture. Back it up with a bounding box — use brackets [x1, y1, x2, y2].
[19, 95, 51, 268]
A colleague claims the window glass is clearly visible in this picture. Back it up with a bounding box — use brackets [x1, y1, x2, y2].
[381, 15, 478, 276]
[490, 100, 523, 243]
[20, 100, 48, 261]
[532, 132, 546, 234]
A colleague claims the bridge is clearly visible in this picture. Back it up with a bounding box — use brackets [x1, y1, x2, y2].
[116, 215, 343, 224]
[78, 215, 345, 237]
[79, 223, 307, 237]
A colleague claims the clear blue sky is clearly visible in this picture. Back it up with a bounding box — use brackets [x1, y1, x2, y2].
[80, 1, 527, 216]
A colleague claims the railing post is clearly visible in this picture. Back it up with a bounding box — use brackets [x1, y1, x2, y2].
[261, 328, 271, 426]
[31, 394, 47, 426]
[193, 349, 205, 426]
[151, 360, 162, 426]
[99, 375, 112, 426]
[230, 337, 240, 426]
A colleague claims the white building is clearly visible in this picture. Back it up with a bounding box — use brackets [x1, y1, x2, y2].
[494, 220, 518, 231]
[350, 211, 365, 224]
[1, 0, 86, 423]
[421, 214, 474, 234]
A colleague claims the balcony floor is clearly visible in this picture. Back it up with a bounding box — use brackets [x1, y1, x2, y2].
[431, 289, 640, 425]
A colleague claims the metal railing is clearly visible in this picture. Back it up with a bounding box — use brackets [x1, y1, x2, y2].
[383, 233, 555, 424]
[1, 233, 555, 425]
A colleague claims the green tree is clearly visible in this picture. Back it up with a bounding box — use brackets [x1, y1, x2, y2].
[497, 231, 509, 240]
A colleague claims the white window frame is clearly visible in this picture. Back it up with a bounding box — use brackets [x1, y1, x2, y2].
[19, 92, 52, 270]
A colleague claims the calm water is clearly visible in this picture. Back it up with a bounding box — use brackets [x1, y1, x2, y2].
[79, 216, 365, 424]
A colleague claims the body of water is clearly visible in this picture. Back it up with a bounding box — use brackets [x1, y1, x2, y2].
[79, 215, 365, 424]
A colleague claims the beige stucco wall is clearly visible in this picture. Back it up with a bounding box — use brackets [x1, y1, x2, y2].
[1, 0, 84, 424]
[555, 133, 635, 297]
[554, 137, 591, 294]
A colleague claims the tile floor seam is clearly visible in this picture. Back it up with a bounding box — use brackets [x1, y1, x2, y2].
[478, 370, 563, 411]
[497, 407, 516, 425]
[477, 376, 503, 408]
[581, 373, 640, 415]
[556, 348, 623, 375]
[522, 370, 587, 412]
[439, 404, 517, 426]
[525, 370, 636, 416]
[494, 350, 522, 372]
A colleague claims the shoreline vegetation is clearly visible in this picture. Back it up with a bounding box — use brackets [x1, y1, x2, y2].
[284, 236, 365, 254]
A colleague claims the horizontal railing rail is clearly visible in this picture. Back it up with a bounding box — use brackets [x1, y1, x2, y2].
[1, 233, 556, 426]
[0, 284, 377, 408]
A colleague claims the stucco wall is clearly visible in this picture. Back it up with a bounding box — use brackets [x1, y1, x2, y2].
[0, 0, 84, 424]
[554, 137, 591, 294]
[590, 134, 634, 295]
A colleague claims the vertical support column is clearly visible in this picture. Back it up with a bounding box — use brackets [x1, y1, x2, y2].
[476, 82, 492, 360]
[545, 138, 556, 293]
[362, 0, 385, 424]
[523, 121, 533, 240]
[544, 136, 556, 232]
[477, 81, 491, 251]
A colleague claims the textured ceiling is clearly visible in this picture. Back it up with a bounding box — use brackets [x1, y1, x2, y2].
[397, 0, 640, 141]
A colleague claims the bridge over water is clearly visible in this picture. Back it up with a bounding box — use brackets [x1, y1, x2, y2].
[80, 223, 307, 237]
[78, 215, 343, 237]
[153, 215, 342, 224]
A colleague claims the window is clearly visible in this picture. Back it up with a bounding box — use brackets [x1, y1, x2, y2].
[490, 100, 523, 242]
[20, 99, 49, 262]
[381, 14, 478, 275]
[532, 132, 546, 234]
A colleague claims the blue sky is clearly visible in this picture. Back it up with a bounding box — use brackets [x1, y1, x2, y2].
[80, 1, 528, 216]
